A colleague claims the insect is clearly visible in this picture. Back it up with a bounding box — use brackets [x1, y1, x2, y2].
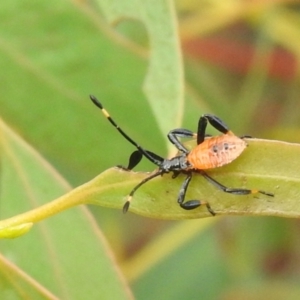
[90, 95, 274, 216]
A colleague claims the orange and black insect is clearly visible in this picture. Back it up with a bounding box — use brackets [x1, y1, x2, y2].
[90, 95, 274, 216]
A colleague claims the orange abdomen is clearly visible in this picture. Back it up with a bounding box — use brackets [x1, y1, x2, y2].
[187, 134, 247, 170]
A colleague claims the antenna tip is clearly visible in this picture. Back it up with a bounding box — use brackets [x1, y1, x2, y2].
[123, 200, 131, 213]
[89, 95, 103, 109]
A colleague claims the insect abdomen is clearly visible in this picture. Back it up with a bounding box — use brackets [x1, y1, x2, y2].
[187, 135, 247, 170]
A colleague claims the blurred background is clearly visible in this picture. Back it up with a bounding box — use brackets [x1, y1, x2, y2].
[1, 0, 300, 299]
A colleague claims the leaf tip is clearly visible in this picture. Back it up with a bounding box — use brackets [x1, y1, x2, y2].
[0, 223, 33, 239]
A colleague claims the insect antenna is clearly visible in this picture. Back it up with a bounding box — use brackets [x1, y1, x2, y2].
[123, 169, 164, 212]
[90, 95, 163, 166]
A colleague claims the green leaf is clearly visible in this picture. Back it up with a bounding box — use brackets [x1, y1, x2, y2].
[85, 138, 300, 219]
[0, 0, 185, 184]
[0, 119, 131, 299]
[0, 223, 33, 239]
[98, 0, 184, 140]
[5, 137, 296, 224]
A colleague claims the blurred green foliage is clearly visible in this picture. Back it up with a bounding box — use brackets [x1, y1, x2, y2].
[1, 0, 300, 299]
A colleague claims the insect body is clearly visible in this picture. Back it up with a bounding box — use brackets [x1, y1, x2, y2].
[90, 95, 274, 216]
[187, 133, 247, 170]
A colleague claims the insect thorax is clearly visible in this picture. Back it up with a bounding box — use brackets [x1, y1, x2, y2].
[161, 155, 191, 172]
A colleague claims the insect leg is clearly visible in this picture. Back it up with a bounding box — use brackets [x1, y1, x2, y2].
[197, 114, 231, 144]
[117, 151, 143, 170]
[177, 173, 216, 216]
[167, 128, 195, 153]
[199, 170, 274, 197]
[117, 150, 164, 171]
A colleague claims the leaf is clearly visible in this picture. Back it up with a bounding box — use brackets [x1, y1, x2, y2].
[0, 0, 185, 183]
[0, 223, 33, 239]
[0, 0, 168, 185]
[0, 253, 59, 300]
[5, 138, 297, 224]
[85, 138, 300, 219]
[0, 119, 132, 299]
[97, 0, 184, 140]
